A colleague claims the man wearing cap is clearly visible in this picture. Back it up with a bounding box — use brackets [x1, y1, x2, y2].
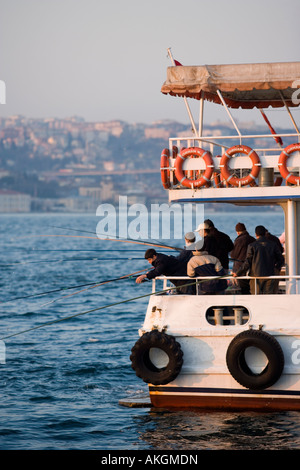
[187, 241, 227, 295]
[203, 219, 234, 271]
[177, 232, 196, 261]
[174, 232, 197, 293]
[194, 222, 218, 259]
[233, 225, 284, 295]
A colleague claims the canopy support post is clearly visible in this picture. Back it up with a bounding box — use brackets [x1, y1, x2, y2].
[287, 199, 297, 294]
[216, 89, 242, 142]
[198, 91, 204, 138]
[167, 48, 198, 138]
[279, 91, 300, 141]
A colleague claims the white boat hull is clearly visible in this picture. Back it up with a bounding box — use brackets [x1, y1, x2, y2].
[136, 293, 300, 410]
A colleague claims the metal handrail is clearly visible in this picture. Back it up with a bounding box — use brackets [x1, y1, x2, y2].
[168, 133, 300, 159]
[151, 274, 300, 295]
[169, 132, 299, 149]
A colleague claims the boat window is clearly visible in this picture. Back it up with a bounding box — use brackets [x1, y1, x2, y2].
[206, 306, 249, 326]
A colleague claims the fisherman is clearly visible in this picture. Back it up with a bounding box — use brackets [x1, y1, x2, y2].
[136, 248, 192, 293]
[264, 227, 284, 254]
[264, 226, 284, 293]
[176, 232, 196, 262]
[187, 241, 227, 295]
[194, 222, 218, 258]
[204, 219, 234, 271]
[230, 222, 255, 294]
[175, 232, 197, 294]
[232, 225, 284, 295]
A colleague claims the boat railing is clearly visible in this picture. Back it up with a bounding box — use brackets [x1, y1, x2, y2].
[169, 132, 300, 154]
[166, 132, 300, 188]
[152, 274, 300, 295]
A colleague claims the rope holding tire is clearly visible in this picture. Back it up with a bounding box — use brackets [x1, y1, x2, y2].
[130, 330, 183, 385]
[226, 329, 284, 390]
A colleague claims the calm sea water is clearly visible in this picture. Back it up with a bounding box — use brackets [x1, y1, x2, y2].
[0, 210, 299, 451]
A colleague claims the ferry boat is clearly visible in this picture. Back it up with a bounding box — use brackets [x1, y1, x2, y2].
[129, 53, 300, 410]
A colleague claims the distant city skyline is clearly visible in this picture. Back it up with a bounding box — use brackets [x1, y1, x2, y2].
[1, 0, 299, 130]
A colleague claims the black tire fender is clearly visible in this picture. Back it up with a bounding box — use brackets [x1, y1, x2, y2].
[226, 329, 284, 390]
[130, 330, 183, 385]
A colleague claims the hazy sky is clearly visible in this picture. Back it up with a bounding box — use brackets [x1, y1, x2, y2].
[1, 0, 299, 128]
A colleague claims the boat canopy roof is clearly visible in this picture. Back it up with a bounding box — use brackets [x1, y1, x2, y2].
[161, 62, 300, 109]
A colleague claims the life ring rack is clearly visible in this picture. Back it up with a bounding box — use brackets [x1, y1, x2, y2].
[226, 329, 284, 391]
[220, 145, 261, 187]
[130, 330, 183, 385]
[174, 146, 214, 188]
[278, 143, 300, 185]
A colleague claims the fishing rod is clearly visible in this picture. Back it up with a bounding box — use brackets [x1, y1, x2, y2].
[0, 274, 231, 341]
[0, 256, 148, 267]
[48, 224, 182, 251]
[46, 227, 246, 261]
[0, 279, 197, 341]
[0, 269, 148, 304]
[32, 268, 151, 310]
[23, 233, 182, 252]
[6, 249, 164, 252]
[1, 254, 244, 268]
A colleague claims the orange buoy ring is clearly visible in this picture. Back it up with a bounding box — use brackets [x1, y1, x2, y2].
[174, 147, 214, 188]
[220, 145, 261, 187]
[160, 146, 179, 189]
[160, 148, 171, 189]
[278, 143, 300, 185]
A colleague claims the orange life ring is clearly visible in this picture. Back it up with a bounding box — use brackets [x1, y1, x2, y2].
[160, 146, 179, 189]
[220, 145, 261, 187]
[174, 147, 214, 188]
[278, 143, 300, 185]
[160, 148, 171, 189]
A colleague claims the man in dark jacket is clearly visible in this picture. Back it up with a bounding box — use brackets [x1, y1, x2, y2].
[233, 225, 284, 294]
[176, 232, 196, 263]
[136, 248, 192, 293]
[175, 232, 197, 293]
[265, 228, 284, 253]
[204, 219, 234, 271]
[194, 222, 219, 259]
[264, 227, 284, 293]
[230, 222, 255, 294]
